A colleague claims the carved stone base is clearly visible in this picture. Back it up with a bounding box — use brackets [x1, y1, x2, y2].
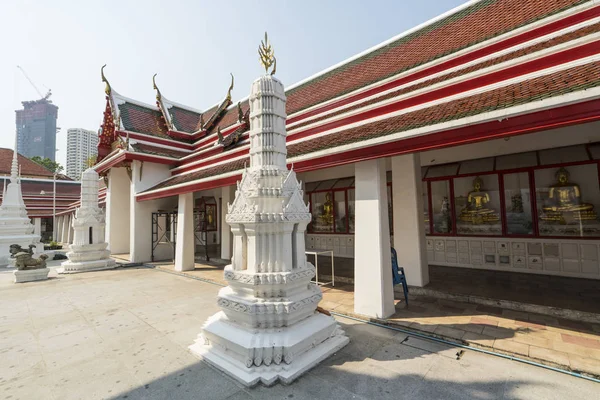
[57, 258, 116, 274]
[189, 311, 349, 387]
[13, 268, 50, 283]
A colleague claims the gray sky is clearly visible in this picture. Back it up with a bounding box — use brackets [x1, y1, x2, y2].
[2, 0, 466, 168]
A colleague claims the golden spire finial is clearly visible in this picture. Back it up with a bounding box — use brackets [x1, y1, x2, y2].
[258, 32, 276, 75]
[101, 64, 112, 95]
[152, 73, 162, 102]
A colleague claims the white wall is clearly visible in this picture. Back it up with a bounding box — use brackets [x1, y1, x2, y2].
[130, 161, 176, 263]
[419, 120, 600, 167]
[106, 167, 131, 254]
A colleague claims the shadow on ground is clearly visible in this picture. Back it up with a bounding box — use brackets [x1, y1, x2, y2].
[108, 319, 594, 400]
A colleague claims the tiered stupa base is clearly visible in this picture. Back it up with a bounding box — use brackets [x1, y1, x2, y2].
[13, 268, 50, 283]
[58, 244, 116, 274]
[190, 312, 348, 387]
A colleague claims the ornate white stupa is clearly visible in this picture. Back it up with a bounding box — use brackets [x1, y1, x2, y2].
[189, 34, 349, 387]
[0, 144, 39, 267]
[58, 168, 116, 274]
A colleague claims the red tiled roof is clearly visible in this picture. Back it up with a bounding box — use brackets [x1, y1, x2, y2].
[0, 148, 55, 178]
[285, 0, 588, 115]
[291, 21, 600, 131]
[143, 60, 600, 193]
[169, 106, 202, 133]
[118, 102, 169, 138]
[213, 101, 249, 132]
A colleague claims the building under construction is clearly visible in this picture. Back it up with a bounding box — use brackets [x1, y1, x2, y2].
[15, 97, 58, 162]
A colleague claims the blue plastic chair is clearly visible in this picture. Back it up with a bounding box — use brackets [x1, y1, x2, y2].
[391, 247, 409, 306]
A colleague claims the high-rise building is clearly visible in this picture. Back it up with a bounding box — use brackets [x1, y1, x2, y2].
[15, 98, 59, 161]
[66, 128, 99, 180]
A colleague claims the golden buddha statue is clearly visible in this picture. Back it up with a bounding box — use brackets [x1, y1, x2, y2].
[459, 177, 500, 224]
[319, 192, 334, 226]
[540, 167, 597, 223]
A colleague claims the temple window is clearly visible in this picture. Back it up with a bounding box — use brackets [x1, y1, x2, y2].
[421, 143, 600, 240]
[453, 174, 501, 236]
[534, 164, 600, 238]
[89, 227, 93, 244]
[430, 180, 453, 234]
[422, 181, 430, 234]
[306, 176, 392, 235]
[503, 172, 533, 235]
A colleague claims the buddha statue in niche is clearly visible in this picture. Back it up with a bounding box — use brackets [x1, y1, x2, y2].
[319, 192, 334, 227]
[458, 176, 500, 224]
[540, 167, 597, 223]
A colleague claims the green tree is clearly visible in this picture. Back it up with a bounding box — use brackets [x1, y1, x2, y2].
[30, 156, 64, 174]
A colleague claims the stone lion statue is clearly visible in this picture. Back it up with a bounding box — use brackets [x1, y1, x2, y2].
[9, 244, 48, 270]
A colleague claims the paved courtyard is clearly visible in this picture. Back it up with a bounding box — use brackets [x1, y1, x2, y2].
[1, 265, 598, 400]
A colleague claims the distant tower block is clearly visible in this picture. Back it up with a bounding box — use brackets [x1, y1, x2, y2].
[189, 34, 349, 387]
[58, 168, 116, 274]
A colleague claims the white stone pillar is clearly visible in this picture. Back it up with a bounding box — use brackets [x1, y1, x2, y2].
[33, 218, 41, 236]
[354, 159, 395, 318]
[59, 216, 66, 243]
[391, 154, 429, 287]
[67, 213, 74, 244]
[175, 192, 195, 271]
[56, 216, 63, 242]
[220, 185, 235, 260]
[106, 168, 131, 254]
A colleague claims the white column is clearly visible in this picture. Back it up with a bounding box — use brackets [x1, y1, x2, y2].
[354, 159, 395, 318]
[69, 220, 74, 245]
[33, 218, 41, 236]
[61, 215, 69, 243]
[220, 185, 235, 260]
[56, 216, 64, 242]
[67, 213, 74, 244]
[60, 215, 69, 243]
[392, 154, 429, 287]
[106, 168, 131, 254]
[175, 192, 195, 271]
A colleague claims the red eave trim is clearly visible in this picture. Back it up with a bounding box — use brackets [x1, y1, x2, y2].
[287, 5, 600, 124]
[136, 98, 600, 202]
[118, 131, 194, 150]
[137, 175, 240, 202]
[292, 98, 600, 173]
[173, 145, 249, 175]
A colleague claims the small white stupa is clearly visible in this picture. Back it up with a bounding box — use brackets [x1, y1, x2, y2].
[0, 143, 40, 267]
[58, 168, 116, 274]
[189, 34, 349, 387]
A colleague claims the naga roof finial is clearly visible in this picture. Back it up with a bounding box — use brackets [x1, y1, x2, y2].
[101, 64, 112, 95]
[226, 73, 234, 101]
[237, 102, 243, 122]
[258, 32, 276, 75]
[217, 127, 224, 144]
[152, 73, 162, 102]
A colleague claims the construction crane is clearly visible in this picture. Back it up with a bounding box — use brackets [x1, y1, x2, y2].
[17, 65, 52, 101]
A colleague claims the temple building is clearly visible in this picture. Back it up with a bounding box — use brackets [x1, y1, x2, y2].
[93, 0, 600, 318]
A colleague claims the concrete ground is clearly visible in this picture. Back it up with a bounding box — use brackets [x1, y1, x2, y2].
[1, 265, 598, 400]
[152, 261, 600, 377]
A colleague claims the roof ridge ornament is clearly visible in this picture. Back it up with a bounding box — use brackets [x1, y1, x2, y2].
[152, 73, 162, 102]
[101, 64, 112, 95]
[258, 32, 276, 75]
[227, 73, 234, 101]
